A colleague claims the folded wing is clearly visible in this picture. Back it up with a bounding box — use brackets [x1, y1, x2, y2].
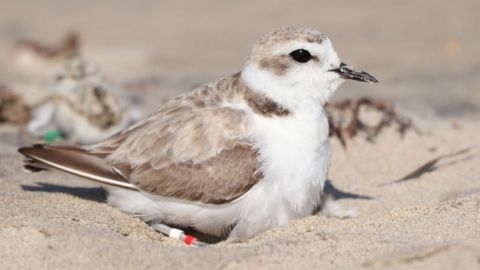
[20, 79, 262, 204]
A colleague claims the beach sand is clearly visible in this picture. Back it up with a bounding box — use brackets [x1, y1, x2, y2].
[0, 1, 479, 269]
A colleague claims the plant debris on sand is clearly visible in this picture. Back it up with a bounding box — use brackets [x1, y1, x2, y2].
[325, 97, 418, 147]
[0, 85, 30, 125]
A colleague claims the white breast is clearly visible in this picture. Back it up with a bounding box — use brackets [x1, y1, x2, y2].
[252, 106, 330, 211]
[223, 105, 330, 237]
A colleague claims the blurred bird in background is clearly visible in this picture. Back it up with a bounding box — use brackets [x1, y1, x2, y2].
[26, 58, 141, 144]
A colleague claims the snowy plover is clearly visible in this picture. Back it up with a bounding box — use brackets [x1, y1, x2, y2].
[27, 58, 139, 144]
[19, 27, 377, 245]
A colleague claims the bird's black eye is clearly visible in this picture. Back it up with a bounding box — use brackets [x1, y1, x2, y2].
[289, 49, 312, 63]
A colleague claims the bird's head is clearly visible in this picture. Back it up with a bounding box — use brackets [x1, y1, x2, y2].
[242, 26, 377, 108]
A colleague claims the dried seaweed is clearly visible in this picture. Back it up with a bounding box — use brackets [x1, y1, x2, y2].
[0, 85, 30, 125]
[325, 97, 418, 147]
[392, 147, 471, 183]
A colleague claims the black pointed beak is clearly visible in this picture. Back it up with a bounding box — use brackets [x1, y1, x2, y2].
[330, 62, 378, 83]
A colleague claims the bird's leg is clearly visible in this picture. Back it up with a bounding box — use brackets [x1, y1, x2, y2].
[151, 223, 208, 247]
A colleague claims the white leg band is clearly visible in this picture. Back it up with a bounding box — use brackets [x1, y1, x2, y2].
[168, 228, 184, 240]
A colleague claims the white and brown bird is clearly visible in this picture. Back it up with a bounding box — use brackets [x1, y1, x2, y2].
[19, 27, 377, 245]
[26, 58, 138, 144]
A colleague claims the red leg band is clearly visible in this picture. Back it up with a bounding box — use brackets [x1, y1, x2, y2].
[184, 235, 197, 245]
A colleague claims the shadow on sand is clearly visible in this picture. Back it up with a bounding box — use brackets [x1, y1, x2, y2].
[324, 180, 372, 200]
[20, 180, 371, 244]
[21, 182, 106, 202]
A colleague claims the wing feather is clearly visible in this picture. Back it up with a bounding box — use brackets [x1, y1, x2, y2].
[18, 145, 137, 190]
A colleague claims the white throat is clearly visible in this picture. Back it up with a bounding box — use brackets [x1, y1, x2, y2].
[241, 63, 343, 111]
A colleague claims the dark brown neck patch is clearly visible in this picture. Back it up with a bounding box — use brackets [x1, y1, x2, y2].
[194, 72, 291, 118]
[227, 72, 290, 117]
[244, 90, 290, 117]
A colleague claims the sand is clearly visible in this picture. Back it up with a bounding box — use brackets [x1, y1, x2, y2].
[0, 0, 479, 269]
